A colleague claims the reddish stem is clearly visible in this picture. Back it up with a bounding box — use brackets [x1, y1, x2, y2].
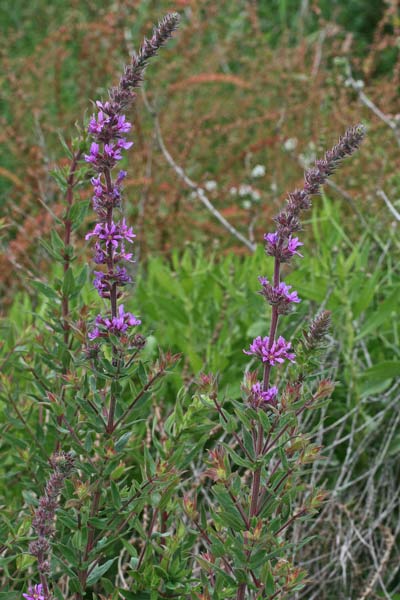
[237, 258, 281, 599]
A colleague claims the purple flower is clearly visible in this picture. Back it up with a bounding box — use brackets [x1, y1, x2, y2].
[258, 277, 300, 311]
[104, 143, 123, 162]
[117, 138, 133, 150]
[287, 236, 303, 257]
[88, 327, 100, 341]
[91, 175, 103, 197]
[250, 382, 278, 408]
[119, 218, 136, 243]
[23, 584, 45, 600]
[84, 142, 100, 164]
[277, 282, 300, 303]
[244, 335, 296, 365]
[89, 110, 132, 138]
[117, 244, 134, 262]
[264, 232, 278, 247]
[114, 266, 132, 285]
[95, 100, 112, 112]
[88, 109, 108, 135]
[93, 267, 132, 298]
[117, 170, 127, 183]
[93, 242, 107, 264]
[116, 115, 132, 134]
[264, 231, 304, 262]
[86, 222, 123, 249]
[89, 304, 141, 339]
[93, 271, 110, 297]
[244, 336, 269, 359]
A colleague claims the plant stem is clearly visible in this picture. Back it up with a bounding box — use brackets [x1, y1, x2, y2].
[56, 150, 82, 449]
[237, 259, 281, 599]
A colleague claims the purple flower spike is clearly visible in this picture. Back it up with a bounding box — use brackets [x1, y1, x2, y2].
[23, 584, 45, 600]
[85, 13, 180, 342]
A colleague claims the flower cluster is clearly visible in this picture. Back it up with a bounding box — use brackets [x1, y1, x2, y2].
[264, 232, 303, 262]
[85, 12, 180, 342]
[23, 584, 45, 600]
[258, 276, 300, 314]
[244, 335, 296, 365]
[249, 382, 278, 409]
[89, 304, 141, 340]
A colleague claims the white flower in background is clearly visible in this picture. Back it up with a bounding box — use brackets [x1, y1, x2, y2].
[241, 200, 252, 209]
[204, 180, 217, 191]
[251, 164, 266, 178]
[230, 186, 237, 195]
[251, 189, 261, 201]
[345, 78, 364, 90]
[283, 137, 298, 152]
[238, 184, 253, 197]
[270, 182, 278, 193]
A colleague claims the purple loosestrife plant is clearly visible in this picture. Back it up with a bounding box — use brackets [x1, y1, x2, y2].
[187, 125, 365, 599]
[18, 14, 181, 600]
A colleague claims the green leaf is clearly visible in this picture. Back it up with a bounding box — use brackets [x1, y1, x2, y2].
[212, 485, 244, 531]
[70, 200, 90, 225]
[63, 268, 75, 295]
[115, 432, 132, 452]
[86, 558, 116, 586]
[357, 288, 398, 339]
[58, 132, 73, 159]
[360, 361, 400, 382]
[359, 361, 400, 395]
[31, 280, 58, 300]
[51, 229, 65, 251]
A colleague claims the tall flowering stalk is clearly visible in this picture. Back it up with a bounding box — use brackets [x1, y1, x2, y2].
[28, 453, 75, 600]
[187, 125, 365, 599]
[249, 128, 366, 522]
[73, 13, 181, 598]
[236, 124, 365, 598]
[84, 12, 180, 433]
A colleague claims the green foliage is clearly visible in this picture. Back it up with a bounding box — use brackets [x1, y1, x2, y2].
[1, 192, 399, 597]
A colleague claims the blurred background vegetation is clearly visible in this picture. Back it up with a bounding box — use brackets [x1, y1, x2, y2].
[1, 0, 400, 598]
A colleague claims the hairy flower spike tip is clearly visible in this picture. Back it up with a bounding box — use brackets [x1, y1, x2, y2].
[303, 310, 331, 351]
[274, 124, 366, 240]
[109, 12, 180, 110]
